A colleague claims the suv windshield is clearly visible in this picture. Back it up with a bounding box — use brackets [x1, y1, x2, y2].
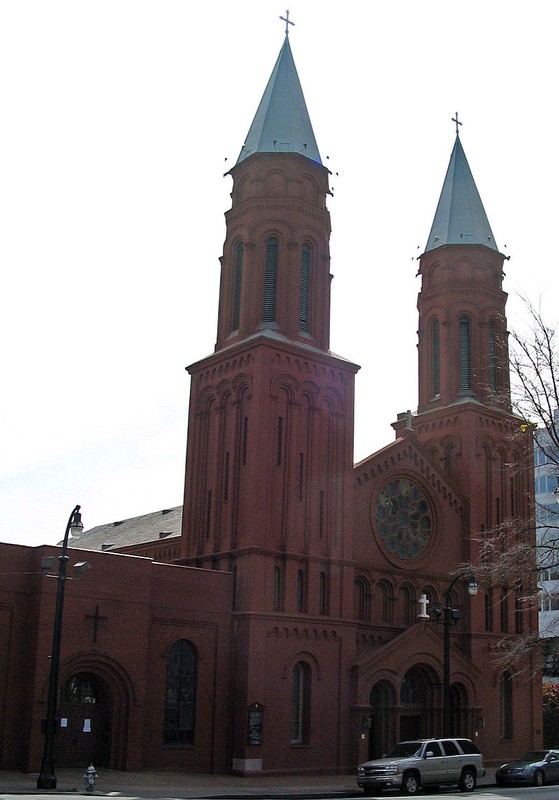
[386, 741, 423, 758]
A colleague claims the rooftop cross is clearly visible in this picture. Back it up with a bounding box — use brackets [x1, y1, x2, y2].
[452, 112, 463, 136]
[280, 9, 295, 36]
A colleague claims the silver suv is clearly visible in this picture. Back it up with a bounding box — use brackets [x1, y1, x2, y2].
[357, 737, 485, 795]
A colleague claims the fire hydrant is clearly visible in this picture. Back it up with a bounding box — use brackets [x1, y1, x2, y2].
[83, 764, 98, 793]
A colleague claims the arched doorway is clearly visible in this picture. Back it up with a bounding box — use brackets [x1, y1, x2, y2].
[369, 680, 396, 759]
[55, 672, 112, 767]
[399, 665, 439, 740]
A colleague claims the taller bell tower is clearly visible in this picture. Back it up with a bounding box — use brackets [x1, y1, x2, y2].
[180, 32, 358, 771]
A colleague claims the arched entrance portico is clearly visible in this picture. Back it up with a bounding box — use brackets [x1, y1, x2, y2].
[368, 664, 442, 757]
[399, 664, 439, 739]
[56, 672, 111, 767]
[53, 655, 133, 770]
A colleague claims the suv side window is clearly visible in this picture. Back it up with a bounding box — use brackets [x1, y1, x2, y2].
[425, 741, 443, 757]
[457, 739, 481, 755]
[442, 740, 460, 755]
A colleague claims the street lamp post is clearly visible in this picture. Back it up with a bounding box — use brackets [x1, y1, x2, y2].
[442, 573, 478, 737]
[37, 505, 84, 790]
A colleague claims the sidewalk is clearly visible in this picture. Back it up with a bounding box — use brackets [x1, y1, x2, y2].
[0, 767, 497, 798]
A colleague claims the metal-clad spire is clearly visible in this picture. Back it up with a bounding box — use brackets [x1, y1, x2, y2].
[425, 133, 498, 253]
[236, 35, 321, 165]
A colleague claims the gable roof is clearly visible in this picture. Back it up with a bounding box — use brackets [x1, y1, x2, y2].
[65, 506, 182, 552]
[425, 135, 498, 253]
[236, 36, 321, 165]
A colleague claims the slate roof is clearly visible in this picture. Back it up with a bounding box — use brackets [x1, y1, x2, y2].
[425, 134, 498, 253]
[236, 35, 321, 165]
[65, 506, 182, 552]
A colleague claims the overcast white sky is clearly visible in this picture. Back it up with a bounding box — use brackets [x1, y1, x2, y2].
[1, 1, 557, 547]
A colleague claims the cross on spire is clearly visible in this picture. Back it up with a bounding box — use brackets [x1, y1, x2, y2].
[280, 9, 295, 36]
[452, 112, 463, 136]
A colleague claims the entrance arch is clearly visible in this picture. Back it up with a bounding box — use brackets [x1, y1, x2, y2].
[369, 680, 396, 759]
[56, 672, 111, 767]
[399, 664, 439, 740]
[54, 654, 133, 770]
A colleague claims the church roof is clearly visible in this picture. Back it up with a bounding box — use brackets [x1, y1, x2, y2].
[64, 506, 182, 552]
[425, 134, 498, 253]
[236, 35, 322, 165]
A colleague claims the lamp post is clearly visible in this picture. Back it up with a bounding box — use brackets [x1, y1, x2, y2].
[442, 573, 478, 737]
[37, 505, 84, 790]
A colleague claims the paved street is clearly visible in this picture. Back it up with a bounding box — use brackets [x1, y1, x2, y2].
[0, 767, 499, 798]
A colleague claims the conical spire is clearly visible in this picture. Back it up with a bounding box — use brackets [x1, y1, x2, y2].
[425, 134, 498, 253]
[236, 36, 321, 165]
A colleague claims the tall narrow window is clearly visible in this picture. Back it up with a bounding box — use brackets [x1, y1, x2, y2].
[263, 236, 278, 322]
[432, 318, 440, 397]
[291, 662, 311, 744]
[297, 569, 305, 613]
[459, 316, 471, 390]
[319, 571, 327, 615]
[355, 577, 371, 621]
[500, 587, 509, 632]
[224, 451, 230, 501]
[500, 671, 513, 739]
[274, 566, 281, 611]
[488, 320, 496, 390]
[232, 241, 244, 330]
[164, 640, 197, 746]
[484, 589, 494, 632]
[299, 243, 310, 332]
[515, 588, 524, 634]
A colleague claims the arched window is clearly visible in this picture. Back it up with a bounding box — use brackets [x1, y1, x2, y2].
[399, 584, 416, 626]
[378, 580, 393, 624]
[299, 243, 310, 332]
[354, 576, 371, 622]
[291, 661, 311, 744]
[164, 639, 197, 746]
[232, 240, 244, 330]
[263, 236, 278, 322]
[500, 671, 513, 739]
[459, 316, 471, 390]
[431, 318, 440, 397]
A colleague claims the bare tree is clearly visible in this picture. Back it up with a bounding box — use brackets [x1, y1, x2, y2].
[471, 300, 559, 674]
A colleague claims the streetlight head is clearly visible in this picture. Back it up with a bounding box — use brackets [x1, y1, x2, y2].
[467, 576, 479, 596]
[69, 509, 83, 538]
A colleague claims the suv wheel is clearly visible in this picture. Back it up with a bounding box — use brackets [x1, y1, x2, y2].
[402, 771, 421, 795]
[459, 768, 476, 792]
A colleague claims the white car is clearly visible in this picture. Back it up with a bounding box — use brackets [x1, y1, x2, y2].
[357, 737, 485, 795]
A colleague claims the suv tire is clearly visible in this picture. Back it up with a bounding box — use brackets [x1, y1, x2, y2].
[459, 767, 476, 792]
[402, 771, 421, 795]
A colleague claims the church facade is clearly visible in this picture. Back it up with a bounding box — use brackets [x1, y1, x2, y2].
[0, 30, 541, 777]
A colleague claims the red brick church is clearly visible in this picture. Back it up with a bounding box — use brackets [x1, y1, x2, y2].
[0, 27, 541, 777]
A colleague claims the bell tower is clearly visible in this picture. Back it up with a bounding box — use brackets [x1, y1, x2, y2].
[181, 32, 358, 618]
[395, 121, 533, 575]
